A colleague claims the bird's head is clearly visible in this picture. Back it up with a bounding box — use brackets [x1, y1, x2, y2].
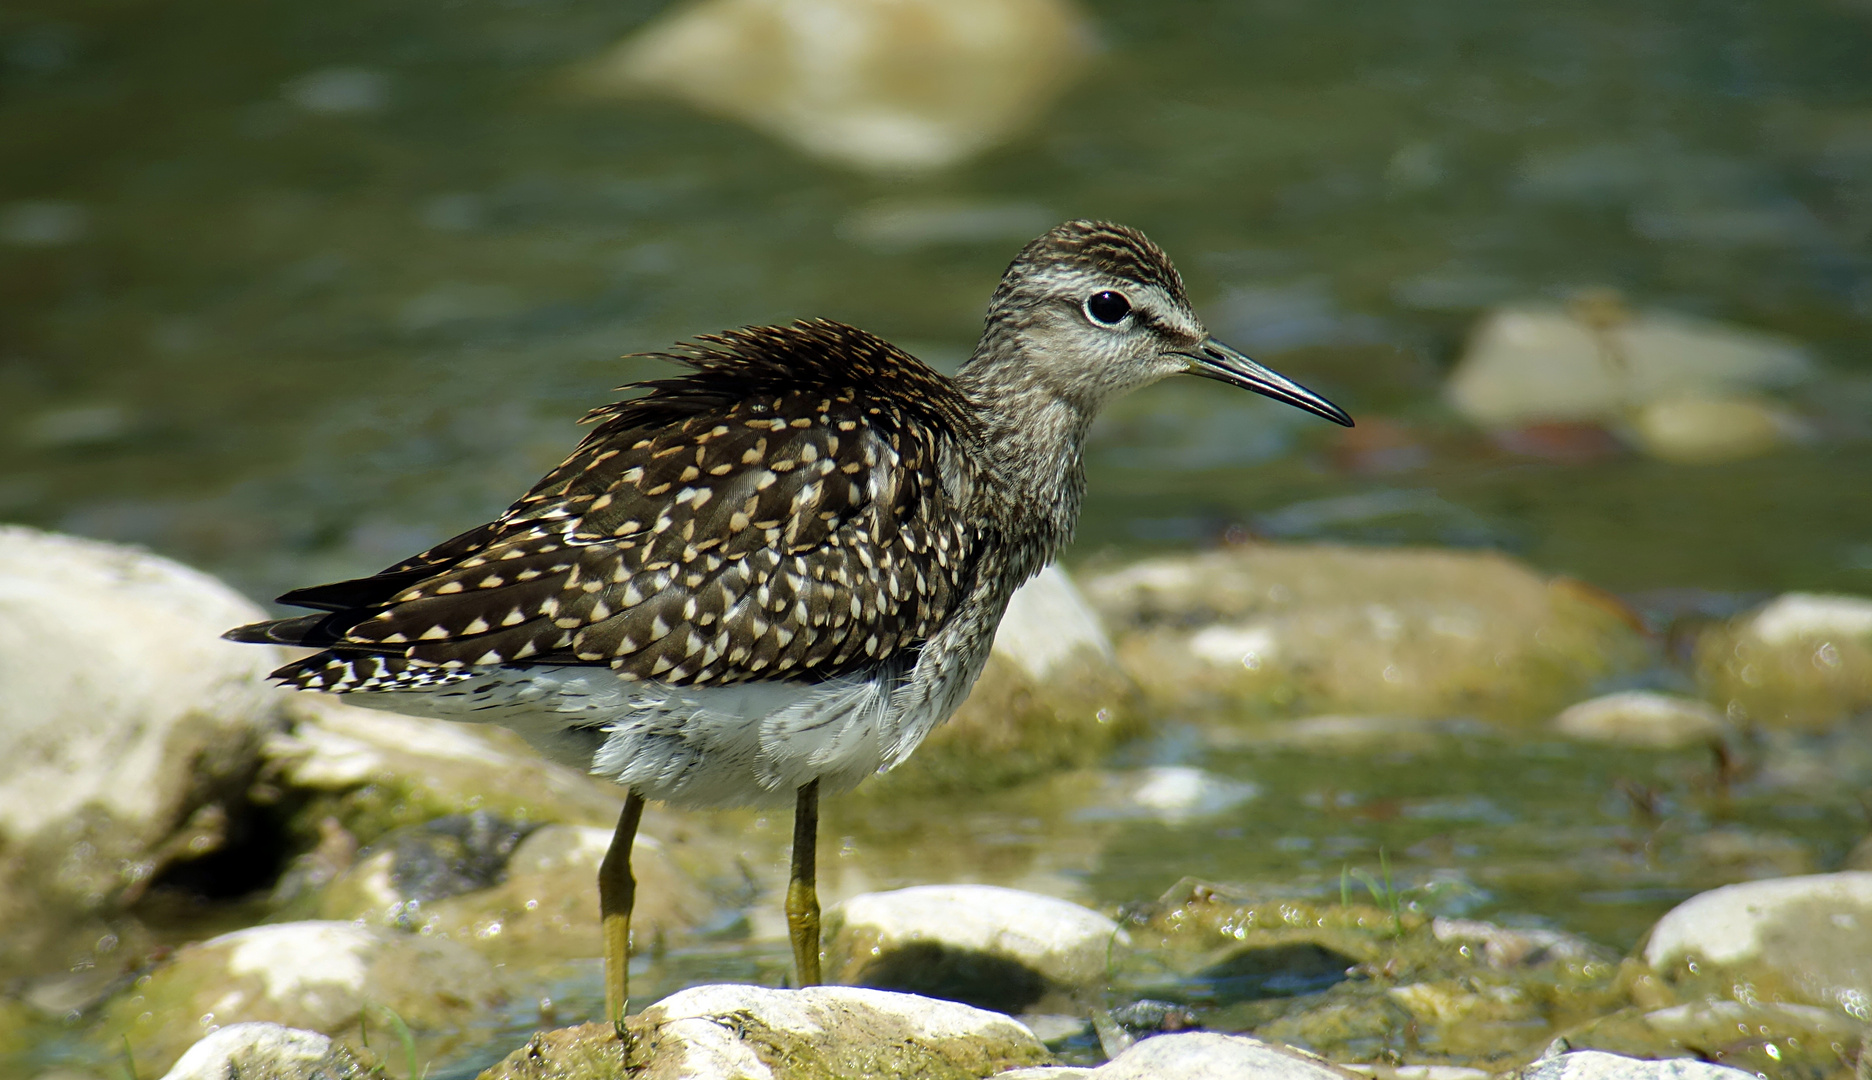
[972, 219, 1353, 427]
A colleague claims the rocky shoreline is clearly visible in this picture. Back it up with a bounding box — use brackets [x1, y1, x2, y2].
[3, 524, 1868, 1079]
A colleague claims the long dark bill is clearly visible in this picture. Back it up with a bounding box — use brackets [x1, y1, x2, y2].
[1189, 338, 1354, 427]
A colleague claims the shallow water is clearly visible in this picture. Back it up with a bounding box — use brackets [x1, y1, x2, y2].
[5, 0, 1872, 1073]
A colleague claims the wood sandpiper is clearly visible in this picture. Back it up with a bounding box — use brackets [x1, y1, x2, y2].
[227, 220, 1352, 1027]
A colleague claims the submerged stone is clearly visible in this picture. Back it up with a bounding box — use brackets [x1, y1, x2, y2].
[1518, 1048, 1757, 1080]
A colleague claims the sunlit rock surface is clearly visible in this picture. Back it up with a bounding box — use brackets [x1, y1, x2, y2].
[578, 0, 1096, 172]
[999, 1031, 1361, 1079]
[825, 884, 1124, 1012]
[1083, 544, 1649, 723]
[478, 985, 1051, 1079]
[1642, 872, 1872, 1012]
[1551, 691, 1728, 749]
[320, 821, 714, 962]
[1695, 592, 1872, 729]
[1518, 1049, 1756, 1080]
[1446, 303, 1811, 429]
[872, 564, 1137, 794]
[0, 526, 287, 977]
[1626, 395, 1805, 464]
[160, 1022, 366, 1080]
[107, 920, 504, 1075]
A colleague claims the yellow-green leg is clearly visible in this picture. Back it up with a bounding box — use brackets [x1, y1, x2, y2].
[599, 791, 646, 1032]
[786, 779, 822, 987]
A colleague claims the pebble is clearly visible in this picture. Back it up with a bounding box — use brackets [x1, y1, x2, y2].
[576, 0, 1095, 172]
[160, 1022, 363, 1080]
[825, 885, 1124, 1012]
[1697, 591, 1872, 729]
[1551, 691, 1727, 749]
[1642, 871, 1872, 1007]
[998, 1031, 1361, 1079]
[1629, 395, 1800, 464]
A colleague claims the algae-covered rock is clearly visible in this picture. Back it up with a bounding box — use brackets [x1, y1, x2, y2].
[263, 696, 626, 846]
[105, 920, 503, 1075]
[1696, 592, 1872, 729]
[0, 526, 288, 977]
[481, 985, 1053, 1079]
[999, 1031, 1361, 1079]
[1517, 1048, 1759, 1080]
[868, 565, 1138, 795]
[1551, 692, 1728, 750]
[1641, 871, 1872, 1013]
[160, 1022, 368, 1080]
[825, 884, 1124, 1013]
[321, 822, 714, 963]
[1560, 1000, 1863, 1079]
[1083, 544, 1649, 723]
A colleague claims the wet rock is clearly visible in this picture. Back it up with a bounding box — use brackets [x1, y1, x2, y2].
[0, 526, 287, 976]
[1558, 998, 1863, 1078]
[869, 565, 1137, 795]
[1643, 872, 1872, 1011]
[105, 920, 503, 1075]
[825, 884, 1124, 1013]
[1517, 1049, 1756, 1080]
[1551, 692, 1728, 750]
[1095, 765, 1260, 824]
[480, 985, 1053, 1079]
[1431, 918, 1609, 969]
[322, 822, 714, 962]
[1628, 396, 1803, 465]
[578, 0, 1095, 172]
[263, 695, 626, 845]
[1696, 592, 1872, 729]
[998, 1031, 1360, 1079]
[1446, 303, 1810, 429]
[1083, 544, 1648, 723]
[160, 1022, 367, 1080]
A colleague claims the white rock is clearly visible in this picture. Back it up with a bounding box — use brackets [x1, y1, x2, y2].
[1446, 305, 1810, 427]
[1519, 1049, 1756, 1080]
[160, 1022, 360, 1080]
[577, 0, 1096, 172]
[1746, 593, 1872, 647]
[0, 527, 286, 969]
[635, 984, 1049, 1078]
[1643, 872, 1872, 1007]
[1552, 692, 1727, 749]
[994, 564, 1115, 682]
[999, 1031, 1360, 1079]
[828, 884, 1124, 989]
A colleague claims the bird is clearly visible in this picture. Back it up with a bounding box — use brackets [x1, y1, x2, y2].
[225, 220, 1352, 1028]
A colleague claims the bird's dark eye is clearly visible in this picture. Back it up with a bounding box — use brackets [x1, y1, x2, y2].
[1084, 290, 1131, 325]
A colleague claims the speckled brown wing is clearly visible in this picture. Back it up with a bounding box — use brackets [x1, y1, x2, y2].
[245, 321, 987, 692]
